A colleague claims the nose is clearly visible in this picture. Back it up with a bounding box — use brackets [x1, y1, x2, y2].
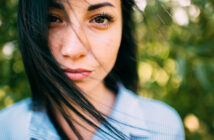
[61, 25, 88, 60]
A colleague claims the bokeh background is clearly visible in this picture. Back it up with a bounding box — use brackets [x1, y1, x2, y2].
[0, 0, 213, 139]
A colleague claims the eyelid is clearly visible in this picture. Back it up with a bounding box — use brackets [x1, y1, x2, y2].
[89, 12, 114, 22]
[88, 13, 115, 30]
[48, 13, 65, 27]
[48, 14, 62, 21]
[89, 13, 114, 26]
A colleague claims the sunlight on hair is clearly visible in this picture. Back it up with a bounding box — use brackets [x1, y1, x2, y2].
[184, 114, 200, 132]
[135, 0, 147, 11]
[2, 42, 15, 57]
[173, 7, 189, 26]
[188, 4, 200, 21]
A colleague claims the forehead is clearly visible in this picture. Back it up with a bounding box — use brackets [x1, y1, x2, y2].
[52, 0, 121, 10]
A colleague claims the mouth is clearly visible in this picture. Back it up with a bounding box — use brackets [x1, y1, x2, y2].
[62, 67, 92, 81]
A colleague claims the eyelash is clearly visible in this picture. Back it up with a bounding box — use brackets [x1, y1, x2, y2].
[48, 14, 63, 24]
[47, 13, 114, 28]
[90, 13, 114, 27]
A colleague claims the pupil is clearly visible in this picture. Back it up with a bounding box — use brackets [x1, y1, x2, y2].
[48, 16, 58, 22]
[95, 17, 105, 23]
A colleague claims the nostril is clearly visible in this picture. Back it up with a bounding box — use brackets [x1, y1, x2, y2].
[62, 51, 87, 60]
[61, 45, 87, 59]
[79, 54, 85, 58]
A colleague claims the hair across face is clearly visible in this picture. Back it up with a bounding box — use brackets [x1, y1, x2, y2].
[17, 0, 138, 139]
[48, 0, 123, 94]
[18, 0, 138, 108]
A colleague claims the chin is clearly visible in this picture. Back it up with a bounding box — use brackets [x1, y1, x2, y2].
[74, 80, 103, 94]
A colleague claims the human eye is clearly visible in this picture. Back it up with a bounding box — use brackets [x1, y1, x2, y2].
[48, 14, 63, 26]
[89, 13, 114, 29]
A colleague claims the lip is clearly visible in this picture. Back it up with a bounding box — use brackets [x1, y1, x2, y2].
[62, 68, 92, 81]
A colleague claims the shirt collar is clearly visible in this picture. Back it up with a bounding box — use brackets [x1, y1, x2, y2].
[28, 84, 150, 139]
[29, 108, 61, 139]
[92, 83, 151, 139]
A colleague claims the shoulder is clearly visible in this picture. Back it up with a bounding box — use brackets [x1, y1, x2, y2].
[120, 86, 185, 139]
[0, 98, 32, 122]
[0, 98, 32, 139]
[120, 86, 182, 124]
[138, 96, 182, 126]
[139, 96, 183, 126]
[138, 97, 185, 139]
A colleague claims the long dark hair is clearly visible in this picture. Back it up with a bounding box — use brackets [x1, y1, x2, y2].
[17, 0, 138, 139]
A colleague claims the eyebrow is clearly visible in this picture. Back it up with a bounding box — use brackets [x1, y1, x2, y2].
[88, 2, 114, 11]
[49, 2, 65, 10]
[48, 2, 114, 11]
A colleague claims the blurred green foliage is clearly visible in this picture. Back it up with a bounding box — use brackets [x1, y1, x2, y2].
[0, 0, 213, 139]
[0, 0, 30, 108]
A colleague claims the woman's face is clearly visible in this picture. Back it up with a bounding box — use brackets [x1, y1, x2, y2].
[48, 0, 122, 93]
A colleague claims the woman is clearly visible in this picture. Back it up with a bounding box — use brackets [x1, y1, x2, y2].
[0, 0, 184, 139]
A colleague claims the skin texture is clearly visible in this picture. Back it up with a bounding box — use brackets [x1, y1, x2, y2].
[48, 0, 122, 96]
[48, 0, 122, 139]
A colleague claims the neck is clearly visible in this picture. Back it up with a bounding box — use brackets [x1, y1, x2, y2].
[52, 82, 117, 140]
[86, 82, 116, 114]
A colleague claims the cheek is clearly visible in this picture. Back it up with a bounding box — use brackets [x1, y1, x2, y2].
[89, 29, 122, 71]
[48, 29, 64, 58]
